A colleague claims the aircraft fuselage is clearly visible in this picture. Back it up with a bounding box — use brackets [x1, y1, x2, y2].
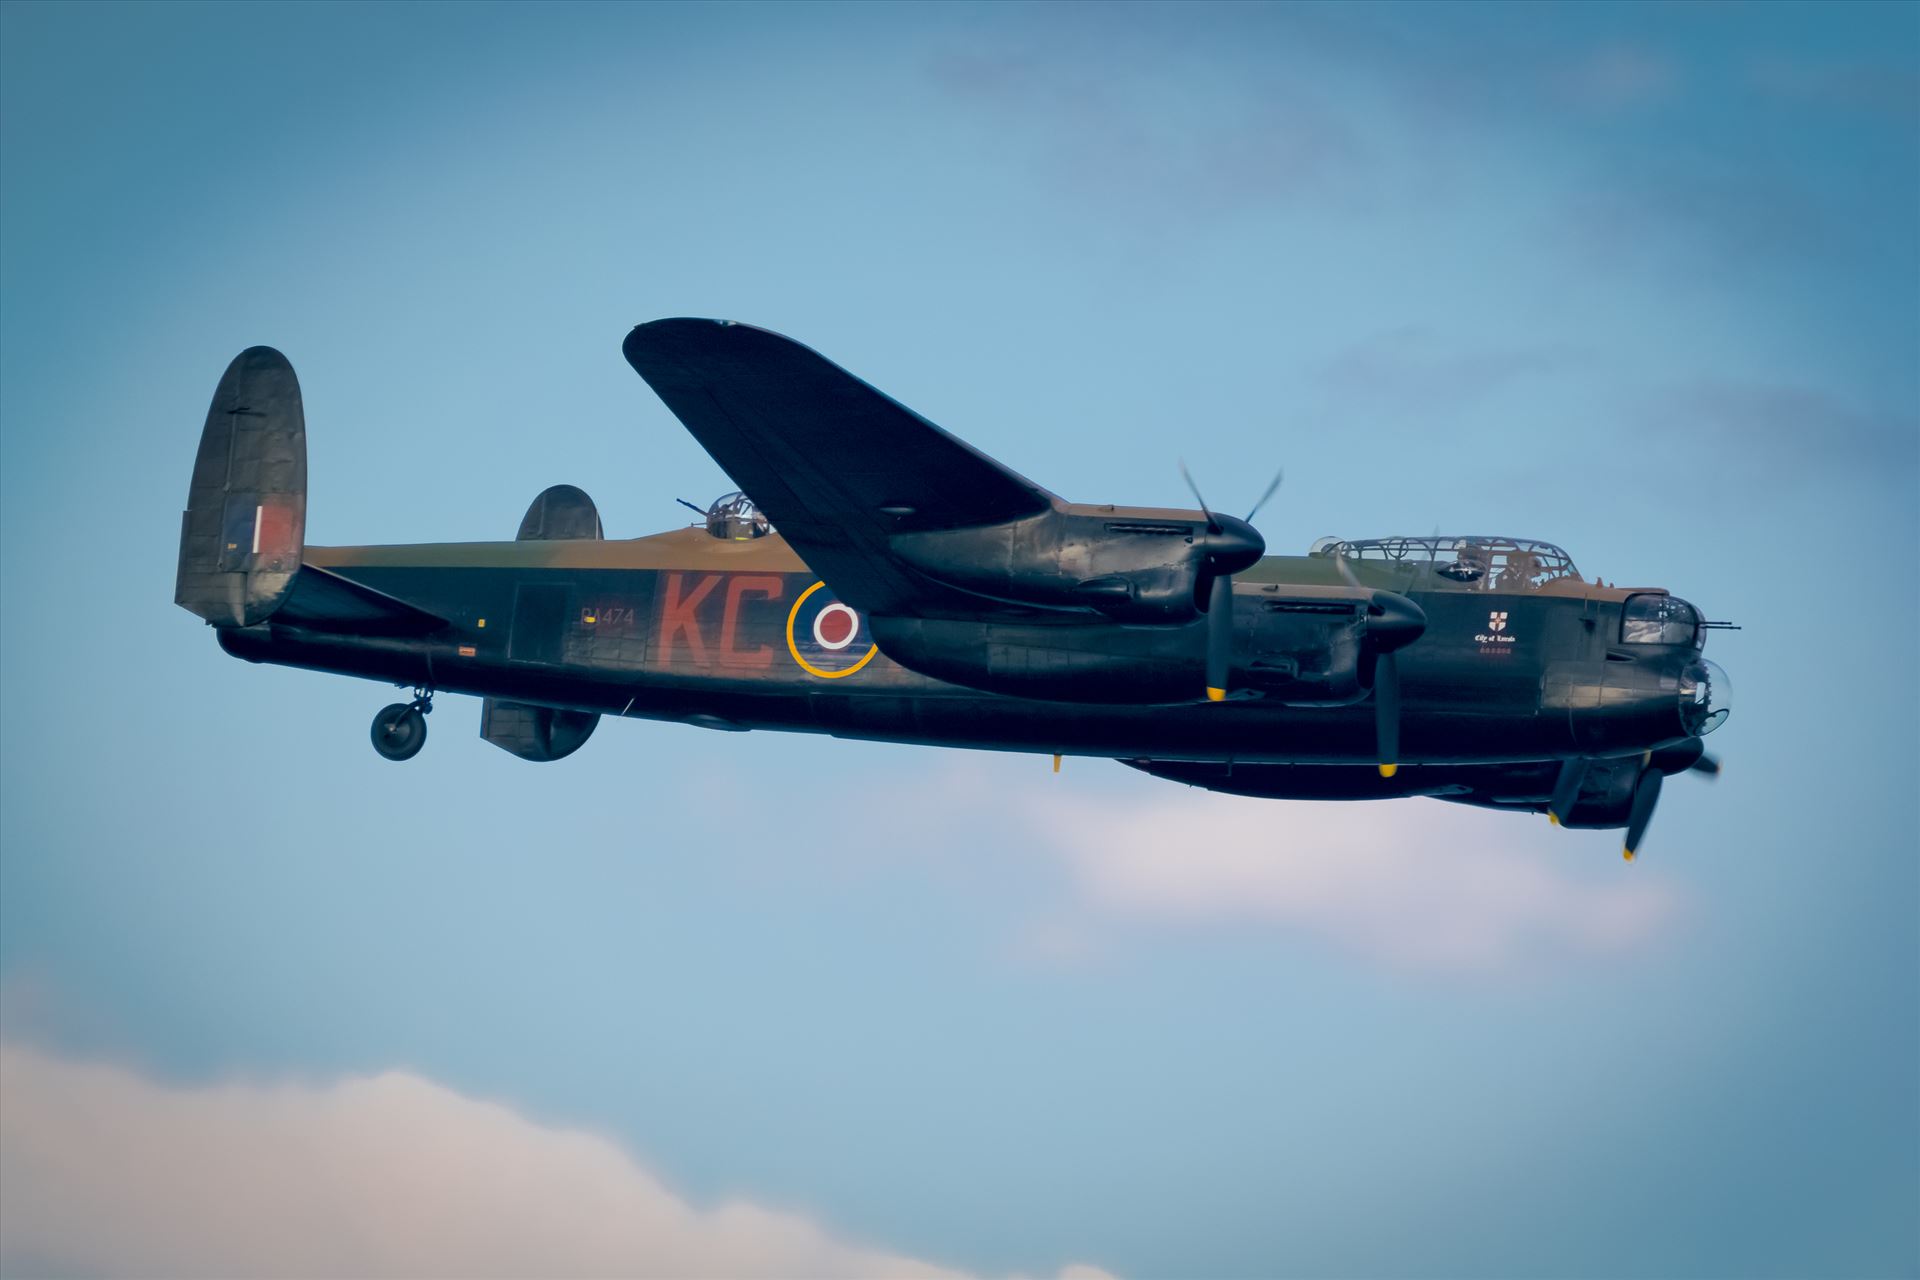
[214, 529, 1707, 767]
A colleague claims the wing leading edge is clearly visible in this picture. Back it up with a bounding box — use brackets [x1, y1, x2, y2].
[623, 318, 1057, 615]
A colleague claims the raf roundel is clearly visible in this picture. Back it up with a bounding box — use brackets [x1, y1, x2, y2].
[813, 602, 860, 651]
[786, 581, 879, 678]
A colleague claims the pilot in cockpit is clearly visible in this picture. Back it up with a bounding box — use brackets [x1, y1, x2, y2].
[1498, 547, 1541, 591]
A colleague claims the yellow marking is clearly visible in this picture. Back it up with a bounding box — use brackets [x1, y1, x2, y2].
[1548, 812, 1560, 826]
[1206, 687, 1226, 702]
[477, 618, 486, 628]
[457, 645, 476, 657]
[785, 580, 879, 680]
[1052, 754, 1062, 773]
[1623, 847, 1636, 862]
[584, 614, 597, 624]
[1378, 763, 1398, 778]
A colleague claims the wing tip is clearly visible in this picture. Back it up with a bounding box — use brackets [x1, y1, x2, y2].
[624, 317, 813, 366]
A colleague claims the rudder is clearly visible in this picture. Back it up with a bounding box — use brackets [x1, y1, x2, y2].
[481, 483, 605, 762]
[515, 483, 603, 541]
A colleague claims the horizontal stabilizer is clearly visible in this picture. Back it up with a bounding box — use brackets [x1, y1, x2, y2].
[275, 565, 448, 636]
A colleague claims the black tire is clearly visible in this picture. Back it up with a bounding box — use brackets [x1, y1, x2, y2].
[370, 703, 427, 761]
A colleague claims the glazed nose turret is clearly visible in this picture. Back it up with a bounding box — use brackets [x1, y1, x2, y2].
[1680, 657, 1732, 737]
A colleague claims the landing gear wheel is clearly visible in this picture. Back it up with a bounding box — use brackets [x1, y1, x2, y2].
[371, 702, 428, 761]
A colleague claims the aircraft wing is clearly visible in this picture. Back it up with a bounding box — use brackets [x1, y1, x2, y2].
[623, 318, 1058, 615]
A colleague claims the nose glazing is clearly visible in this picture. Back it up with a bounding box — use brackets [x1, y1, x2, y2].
[1680, 657, 1731, 736]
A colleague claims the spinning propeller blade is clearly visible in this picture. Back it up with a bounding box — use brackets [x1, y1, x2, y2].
[1623, 766, 1664, 861]
[1178, 460, 1221, 534]
[1182, 461, 1273, 702]
[1333, 545, 1426, 777]
[1548, 756, 1586, 826]
[1331, 542, 1363, 592]
[1244, 467, 1284, 524]
[1374, 651, 1401, 778]
[1622, 739, 1721, 858]
[1205, 574, 1233, 702]
[1549, 740, 1721, 857]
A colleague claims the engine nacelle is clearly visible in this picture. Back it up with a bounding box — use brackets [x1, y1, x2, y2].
[889, 503, 1262, 625]
[869, 583, 1391, 706]
[1238, 590, 1371, 705]
[871, 614, 1204, 704]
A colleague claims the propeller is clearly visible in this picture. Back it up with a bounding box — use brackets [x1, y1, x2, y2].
[1331, 545, 1427, 777]
[1552, 741, 1721, 858]
[1622, 766, 1664, 861]
[1373, 647, 1401, 777]
[1244, 468, 1285, 524]
[1547, 756, 1586, 826]
[1180, 462, 1278, 702]
[1621, 738, 1722, 860]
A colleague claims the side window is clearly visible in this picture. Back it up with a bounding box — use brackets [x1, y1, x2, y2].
[1621, 593, 1697, 646]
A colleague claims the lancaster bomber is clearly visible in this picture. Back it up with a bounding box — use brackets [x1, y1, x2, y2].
[177, 319, 1732, 859]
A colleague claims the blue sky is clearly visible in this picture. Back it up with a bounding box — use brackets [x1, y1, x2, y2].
[1, 2, 1915, 1276]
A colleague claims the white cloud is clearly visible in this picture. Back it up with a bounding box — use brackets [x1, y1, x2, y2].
[1016, 781, 1679, 973]
[0, 1044, 1113, 1280]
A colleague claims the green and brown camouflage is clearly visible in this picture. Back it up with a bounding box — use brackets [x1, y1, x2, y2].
[180, 321, 1734, 857]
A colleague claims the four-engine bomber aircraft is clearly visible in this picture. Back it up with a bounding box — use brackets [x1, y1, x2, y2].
[177, 319, 1733, 859]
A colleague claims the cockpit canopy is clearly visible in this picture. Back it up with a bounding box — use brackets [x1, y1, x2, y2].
[701, 491, 772, 541]
[1621, 592, 1698, 645]
[1309, 535, 1580, 590]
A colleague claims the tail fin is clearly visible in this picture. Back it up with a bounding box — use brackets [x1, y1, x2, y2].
[515, 483, 603, 541]
[481, 484, 604, 762]
[175, 347, 307, 626]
